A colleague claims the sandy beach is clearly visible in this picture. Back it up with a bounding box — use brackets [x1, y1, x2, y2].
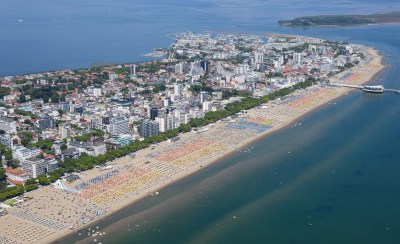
[0, 47, 384, 244]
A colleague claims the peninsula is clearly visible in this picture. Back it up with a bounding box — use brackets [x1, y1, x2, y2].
[0, 33, 384, 244]
[279, 11, 400, 27]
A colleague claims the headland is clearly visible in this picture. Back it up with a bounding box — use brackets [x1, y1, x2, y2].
[279, 11, 400, 27]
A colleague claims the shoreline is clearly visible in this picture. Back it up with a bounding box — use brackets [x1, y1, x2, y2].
[278, 11, 400, 28]
[279, 22, 400, 28]
[0, 42, 384, 244]
[54, 48, 385, 243]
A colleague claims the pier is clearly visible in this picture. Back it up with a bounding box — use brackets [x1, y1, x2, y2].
[383, 88, 400, 94]
[328, 83, 400, 94]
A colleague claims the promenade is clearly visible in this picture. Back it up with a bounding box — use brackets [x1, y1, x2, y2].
[0, 48, 384, 244]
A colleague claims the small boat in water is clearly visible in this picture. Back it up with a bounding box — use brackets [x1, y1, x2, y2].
[363, 85, 384, 93]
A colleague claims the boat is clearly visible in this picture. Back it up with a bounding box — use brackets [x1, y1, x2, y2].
[363, 85, 384, 93]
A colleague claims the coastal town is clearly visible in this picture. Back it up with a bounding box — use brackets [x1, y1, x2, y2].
[0, 33, 383, 243]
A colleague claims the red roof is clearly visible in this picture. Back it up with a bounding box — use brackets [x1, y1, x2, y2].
[5, 167, 24, 175]
[7, 177, 24, 185]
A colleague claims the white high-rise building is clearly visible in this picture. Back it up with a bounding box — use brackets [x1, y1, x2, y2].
[143, 102, 151, 118]
[293, 53, 303, 65]
[200, 91, 208, 104]
[202, 101, 211, 111]
[234, 64, 250, 75]
[174, 84, 182, 97]
[175, 63, 183, 74]
[320, 63, 334, 73]
[254, 52, 264, 64]
[92, 88, 102, 97]
[109, 73, 118, 81]
[162, 98, 171, 107]
[59, 125, 69, 139]
[21, 157, 46, 178]
[87, 86, 102, 97]
[178, 112, 189, 125]
[130, 65, 136, 76]
[110, 117, 129, 136]
[0, 116, 17, 134]
[138, 119, 159, 138]
[12, 145, 41, 162]
[166, 116, 177, 131]
[155, 117, 167, 132]
[214, 61, 223, 75]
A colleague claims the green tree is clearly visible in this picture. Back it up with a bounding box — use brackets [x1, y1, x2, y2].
[92, 129, 105, 137]
[14, 109, 38, 119]
[7, 159, 20, 169]
[19, 94, 27, 103]
[74, 133, 92, 141]
[0, 166, 6, 181]
[28, 139, 54, 151]
[23, 119, 32, 125]
[36, 153, 45, 159]
[38, 175, 50, 185]
[153, 84, 166, 93]
[0, 185, 24, 201]
[24, 177, 39, 191]
[25, 183, 39, 192]
[25, 178, 37, 185]
[60, 144, 67, 151]
[50, 91, 60, 103]
[4, 149, 13, 161]
[0, 144, 5, 154]
[0, 87, 11, 99]
[21, 138, 31, 146]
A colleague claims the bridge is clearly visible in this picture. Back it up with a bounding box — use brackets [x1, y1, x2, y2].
[327, 83, 400, 94]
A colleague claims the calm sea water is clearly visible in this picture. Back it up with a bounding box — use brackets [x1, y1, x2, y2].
[5, 0, 400, 243]
[1, 0, 400, 75]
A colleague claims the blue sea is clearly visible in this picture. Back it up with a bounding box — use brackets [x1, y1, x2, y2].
[1, 0, 400, 76]
[3, 0, 400, 243]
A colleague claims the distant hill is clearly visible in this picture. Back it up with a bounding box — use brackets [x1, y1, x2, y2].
[279, 12, 400, 27]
